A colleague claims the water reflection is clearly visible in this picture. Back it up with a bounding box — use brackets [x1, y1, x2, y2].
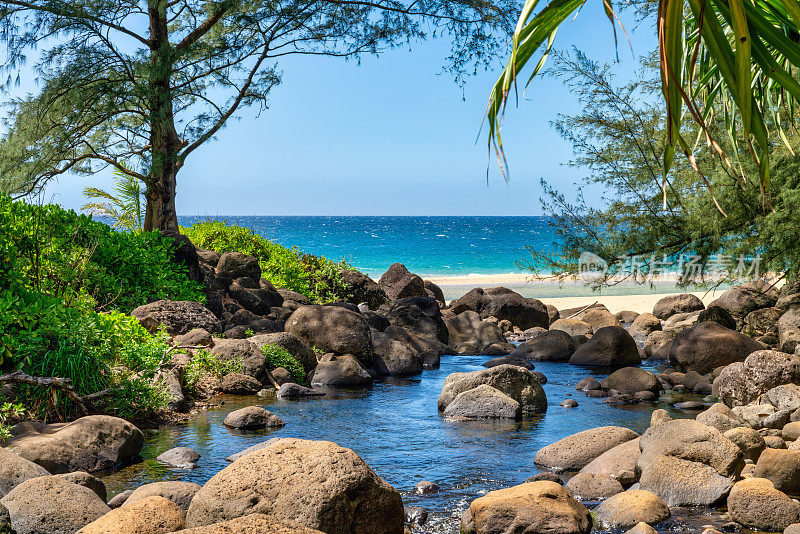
[100, 355, 719, 533]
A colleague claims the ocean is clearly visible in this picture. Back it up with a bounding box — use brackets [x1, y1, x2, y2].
[178, 215, 706, 299]
[179, 215, 556, 279]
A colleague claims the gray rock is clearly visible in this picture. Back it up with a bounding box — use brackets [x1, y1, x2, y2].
[219, 372, 263, 395]
[716, 350, 800, 407]
[131, 299, 221, 335]
[438, 364, 547, 415]
[637, 419, 743, 506]
[10, 415, 143, 474]
[669, 321, 762, 374]
[450, 287, 549, 330]
[210, 339, 266, 379]
[222, 406, 284, 429]
[603, 368, 661, 395]
[156, 446, 199, 468]
[107, 489, 133, 509]
[404, 506, 428, 526]
[247, 331, 319, 373]
[0, 448, 50, 495]
[653, 293, 704, 320]
[276, 382, 325, 398]
[54, 471, 107, 501]
[564, 473, 623, 500]
[286, 305, 374, 365]
[511, 329, 577, 362]
[535, 426, 639, 471]
[125, 480, 202, 512]
[629, 313, 661, 342]
[0, 475, 110, 534]
[443, 384, 522, 419]
[414, 481, 440, 495]
[311, 354, 373, 388]
[569, 326, 640, 367]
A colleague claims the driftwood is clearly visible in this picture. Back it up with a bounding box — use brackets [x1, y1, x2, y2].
[0, 370, 89, 415]
[565, 301, 600, 320]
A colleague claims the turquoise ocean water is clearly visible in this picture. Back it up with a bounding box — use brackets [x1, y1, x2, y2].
[179, 215, 700, 299]
[179, 215, 555, 279]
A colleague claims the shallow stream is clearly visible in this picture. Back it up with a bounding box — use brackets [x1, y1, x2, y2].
[100, 355, 733, 533]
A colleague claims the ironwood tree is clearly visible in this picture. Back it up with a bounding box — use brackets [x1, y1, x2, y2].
[0, 0, 515, 231]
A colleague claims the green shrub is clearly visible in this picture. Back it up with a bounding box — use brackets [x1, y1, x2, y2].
[0, 194, 204, 314]
[0, 402, 25, 446]
[183, 350, 243, 394]
[261, 343, 306, 384]
[0, 195, 202, 420]
[182, 220, 351, 303]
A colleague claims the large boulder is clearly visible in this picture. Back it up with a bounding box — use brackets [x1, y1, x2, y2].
[464, 481, 591, 534]
[311, 354, 373, 388]
[752, 448, 800, 494]
[550, 318, 592, 337]
[593, 490, 670, 530]
[227, 279, 282, 316]
[779, 308, 800, 353]
[10, 416, 143, 474]
[340, 269, 389, 310]
[223, 406, 284, 430]
[210, 339, 266, 379]
[695, 403, 744, 432]
[215, 252, 260, 282]
[579, 437, 640, 483]
[445, 311, 506, 354]
[247, 332, 318, 373]
[185, 438, 404, 533]
[77, 496, 185, 534]
[637, 419, 743, 506]
[378, 263, 426, 301]
[285, 305, 373, 366]
[727, 478, 800, 532]
[652, 294, 704, 320]
[174, 515, 324, 533]
[629, 313, 661, 343]
[723, 427, 767, 463]
[715, 350, 800, 407]
[668, 321, 762, 374]
[511, 330, 576, 362]
[764, 383, 800, 411]
[126, 481, 202, 512]
[534, 427, 639, 471]
[370, 329, 422, 376]
[569, 326, 640, 367]
[219, 372, 263, 395]
[0, 447, 50, 494]
[378, 297, 448, 344]
[563, 473, 623, 500]
[450, 287, 548, 330]
[710, 280, 779, 326]
[443, 384, 522, 419]
[603, 367, 661, 395]
[1, 475, 110, 534]
[438, 365, 547, 415]
[384, 325, 454, 368]
[131, 300, 221, 335]
[575, 309, 622, 332]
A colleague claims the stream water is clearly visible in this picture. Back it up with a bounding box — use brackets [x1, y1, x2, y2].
[100, 355, 732, 533]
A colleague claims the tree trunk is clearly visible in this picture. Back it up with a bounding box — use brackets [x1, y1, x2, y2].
[145, 0, 181, 233]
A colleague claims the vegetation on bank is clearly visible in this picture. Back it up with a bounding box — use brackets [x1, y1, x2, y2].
[183, 219, 352, 303]
[0, 195, 203, 421]
[0, 196, 354, 429]
[261, 343, 307, 385]
[525, 50, 800, 284]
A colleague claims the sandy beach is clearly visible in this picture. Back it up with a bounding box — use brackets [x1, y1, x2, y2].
[429, 273, 726, 314]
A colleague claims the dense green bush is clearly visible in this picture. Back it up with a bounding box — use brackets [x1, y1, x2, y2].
[183, 220, 351, 303]
[0, 195, 205, 420]
[0, 195, 204, 313]
[261, 343, 306, 384]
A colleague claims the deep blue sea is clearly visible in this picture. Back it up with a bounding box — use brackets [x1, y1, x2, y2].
[179, 215, 556, 279]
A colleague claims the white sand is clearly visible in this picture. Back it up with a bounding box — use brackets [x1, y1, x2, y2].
[538, 291, 722, 315]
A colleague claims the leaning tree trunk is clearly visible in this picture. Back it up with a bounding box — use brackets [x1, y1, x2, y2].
[145, 0, 181, 233]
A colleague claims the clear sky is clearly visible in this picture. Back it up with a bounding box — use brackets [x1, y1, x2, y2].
[37, 6, 657, 216]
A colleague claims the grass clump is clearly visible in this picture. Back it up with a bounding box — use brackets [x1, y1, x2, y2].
[183, 350, 243, 394]
[261, 343, 306, 384]
[182, 219, 351, 303]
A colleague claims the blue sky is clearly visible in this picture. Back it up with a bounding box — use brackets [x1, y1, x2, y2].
[38, 5, 657, 216]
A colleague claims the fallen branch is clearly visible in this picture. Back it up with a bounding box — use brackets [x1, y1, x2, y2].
[565, 301, 599, 320]
[0, 370, 88, 415]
